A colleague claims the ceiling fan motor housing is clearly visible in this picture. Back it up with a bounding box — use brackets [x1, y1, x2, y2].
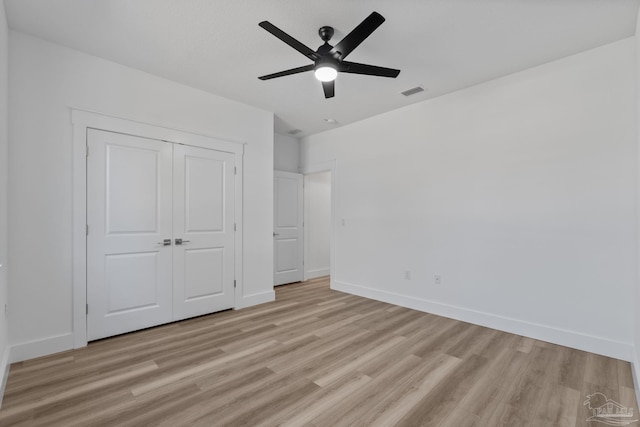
[318, 26, 334, 42]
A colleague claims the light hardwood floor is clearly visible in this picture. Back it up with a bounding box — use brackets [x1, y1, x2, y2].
[0, 276, 637, 426]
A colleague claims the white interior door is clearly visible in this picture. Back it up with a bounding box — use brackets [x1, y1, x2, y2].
[87, 130, 237, 341]
[274, 171, 303, 285]
[87, 129, 173, 341]
[173, 144, 235, 320]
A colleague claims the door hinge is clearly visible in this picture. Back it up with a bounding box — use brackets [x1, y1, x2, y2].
[234, 223, 236, 232]
[86, 304, 89, 314]
[86, 144, 89, 157]
[234, 280, 236, 288]
[86, 224, 89, 236]
[234, 166, 237, 175]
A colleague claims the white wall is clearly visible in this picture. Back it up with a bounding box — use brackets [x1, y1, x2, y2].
[8, 31, 274, 360]
[304, 171, 331, 279]
[0, 0, 10, 400]
[301, 38, 637, 360]
[274, 133, 299, 173]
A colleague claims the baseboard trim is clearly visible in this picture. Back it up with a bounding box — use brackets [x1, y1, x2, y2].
[332, 280, 633, 362]
[0, 347, 9, 409]
[9, 333, 74, 364]
[305, 268, 330, 280]
[235, 290, 275, 310]
[632, 350, 640, 412]
[7, 292, 276, 362]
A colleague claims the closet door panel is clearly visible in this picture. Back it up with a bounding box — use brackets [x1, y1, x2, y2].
[173, 144, 235, 320]
[86, 129, 173, 341]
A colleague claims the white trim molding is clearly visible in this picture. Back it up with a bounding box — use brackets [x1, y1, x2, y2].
[235, 290, 276, 310]
[71, 108, 245, 350]
[633, 350, 640, 414]
[305, 268, 330, 280]
[0, 346, 10, 409]
[333, 280, 634, 362]
[9, 333, 75, 364]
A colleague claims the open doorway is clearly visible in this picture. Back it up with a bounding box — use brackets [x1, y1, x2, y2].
[303, 170, 331, 280]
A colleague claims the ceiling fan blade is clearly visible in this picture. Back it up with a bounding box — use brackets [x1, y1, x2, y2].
[340, 61, 400, 78]
[322, 80, 335, 98]
[259, 21, 319, 61]
[258, 64, 314, 80]
[330, 12, 385, 60]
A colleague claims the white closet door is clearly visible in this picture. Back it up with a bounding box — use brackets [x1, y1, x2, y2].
[87, 129, 173, 341]
[172, 144, 235, 320]
[274, 171, 303, 285]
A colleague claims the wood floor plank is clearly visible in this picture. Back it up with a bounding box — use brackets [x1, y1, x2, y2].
[556, 346, 588, 391]
[617, 358, 636, 389]
[0, 276, 635, 426]
[1, 360, 160, 425]
[353, 321, 447, 379]
[577, 381, 618, 427]
[472, 329, 518, 360]
[356, 353, 462, 427]
[584, 352, 620, 391]
[130, 340, 279, 396]
[194, 335, 321, 392]
[192, 375, 320, 426]
[456, 346, 528, 418]
[438, 408, 481, 427]
[411, 320, 474, 358]
[484, 402, 530, 427]
[308, 354, 429, 427]
[265, 327, 369, 374]
[529, 382, 581, 427]
[275, 371, 373, 427]
[312, 335, 406, 387]
[619, 385, 640, 423]
[392, 354, 489, 426]
[445, 324, 496, 359]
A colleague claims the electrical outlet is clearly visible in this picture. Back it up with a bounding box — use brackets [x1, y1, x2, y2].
[434, 274, 442, 284]
[404, 270, 411, 280]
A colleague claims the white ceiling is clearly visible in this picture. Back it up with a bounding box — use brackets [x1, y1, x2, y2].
[4, 0, 639, 137]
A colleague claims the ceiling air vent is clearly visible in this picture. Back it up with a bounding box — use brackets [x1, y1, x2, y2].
[288, 129, 302, 135]
[401, 86, 424, 97]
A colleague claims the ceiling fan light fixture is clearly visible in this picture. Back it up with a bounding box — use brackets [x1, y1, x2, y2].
[258, 12, 400, 98]
[314, 65, 338, 82]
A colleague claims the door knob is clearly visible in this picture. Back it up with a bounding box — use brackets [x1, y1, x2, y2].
[157, 239, 171, 246]
[175, 238, 191, 245]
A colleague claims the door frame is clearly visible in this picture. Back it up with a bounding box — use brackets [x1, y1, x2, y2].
[300, 160, 336, 284]
[72, 109, 244, 348]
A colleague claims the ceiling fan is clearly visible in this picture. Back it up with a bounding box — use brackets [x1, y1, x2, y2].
[258, 11, 401, 99]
